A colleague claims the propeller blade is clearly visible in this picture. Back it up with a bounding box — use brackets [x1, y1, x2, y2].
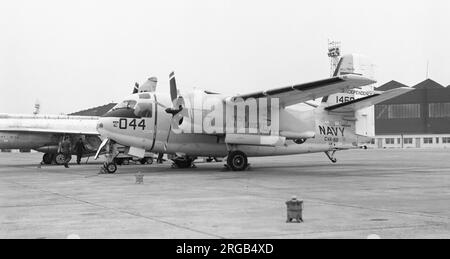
[94, 138, 109, 160]
[169, 71, 178, 103]
[133, 83, 139, 94]
[155, 101, 168, 109]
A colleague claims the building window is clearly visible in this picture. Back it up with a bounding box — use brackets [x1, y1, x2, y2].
[443, 137, 450, 144]
[376, 104, 421, 119]
[385, 138, 395, 144]
[436, 138, 440, 144]
[424, 138, 433, 144]
[404, 138, 413, 144]
[429, 103, 450, 118]
[397, 138, 401, 144]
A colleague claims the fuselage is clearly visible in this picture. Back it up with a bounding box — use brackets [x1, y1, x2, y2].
[98, 89, 367, 158]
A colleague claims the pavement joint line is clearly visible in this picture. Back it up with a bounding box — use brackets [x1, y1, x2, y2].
[4, 179, 226, 239]
[0, 202, 81, 209]
[230, 179, 450, 221]
[300, 198, 450, 221]
[245, 223, 447, 238]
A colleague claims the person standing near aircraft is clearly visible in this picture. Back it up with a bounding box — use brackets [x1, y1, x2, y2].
[60, 137, 72, 168]
[74, 138, 86, 165]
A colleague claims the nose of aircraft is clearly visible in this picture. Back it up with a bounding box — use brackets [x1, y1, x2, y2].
[96, 118, 108, 137]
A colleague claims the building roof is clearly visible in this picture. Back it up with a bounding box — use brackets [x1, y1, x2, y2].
[69, 103, 117, 117]
[413, 79, 444, 89]
[376, 80, 409, 91]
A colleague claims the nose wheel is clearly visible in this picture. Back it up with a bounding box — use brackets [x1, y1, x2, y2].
[100, 141, 119, 174]
[103, 162, 117, 174]
[226, 151, 248, 171]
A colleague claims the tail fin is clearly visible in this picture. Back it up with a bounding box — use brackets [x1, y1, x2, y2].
[321, 54, 377, 137]
[321, 54, 376, 107]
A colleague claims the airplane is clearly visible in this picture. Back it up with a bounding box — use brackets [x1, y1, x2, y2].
[0, 79, 161, 166]
[95, 54, 414, 173]
[0, 114, 101, 164]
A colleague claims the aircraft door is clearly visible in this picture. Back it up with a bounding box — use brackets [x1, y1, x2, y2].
[415, 138, 421, 148]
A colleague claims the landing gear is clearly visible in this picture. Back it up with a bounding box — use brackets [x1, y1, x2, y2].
[226, 151, 248, 171]
[42, 153, 53, 165]
[115, 158, 124, 166]
[325, 150, 337, 163]
[100, 141, 119, 174]
[103, 162, 117, 174]
[172, 157, 195, 168]
[55, 153, 71, 165]
[140, 157, 153, 165]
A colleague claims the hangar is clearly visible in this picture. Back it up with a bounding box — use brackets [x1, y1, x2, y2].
[373, 79, 450, 148]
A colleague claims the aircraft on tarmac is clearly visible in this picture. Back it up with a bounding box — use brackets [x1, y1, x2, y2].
[95, 54, 414, 173]
[0, 114, 101, 164]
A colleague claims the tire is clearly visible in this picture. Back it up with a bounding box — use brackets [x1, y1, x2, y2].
[55, 153, 67, 165]
[140, 158, 148, 165]
[174, 158, 193, 168]
[147, 158, 153, 165]
[42, 153, 52, 165]
[104, 162, 117, 174]
[227, 151, 248, 171]
[115, 158, 124, 166]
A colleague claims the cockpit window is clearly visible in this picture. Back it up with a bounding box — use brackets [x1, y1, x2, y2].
[112, 100, 137, 111]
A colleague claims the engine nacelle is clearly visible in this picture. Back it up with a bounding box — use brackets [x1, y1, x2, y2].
[139, 77, 158, 93]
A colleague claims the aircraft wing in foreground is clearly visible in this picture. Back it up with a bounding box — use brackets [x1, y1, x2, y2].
[231, 75, 376, 107]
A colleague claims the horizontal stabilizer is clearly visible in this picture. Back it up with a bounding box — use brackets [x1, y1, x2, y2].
[325, 87, 414, 113]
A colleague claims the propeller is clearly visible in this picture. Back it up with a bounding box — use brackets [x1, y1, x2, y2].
[132, 74, 181, 118]
[94, 138, 109, 160]
[165, 72, 183, 116]
[162, 72, 187, 152]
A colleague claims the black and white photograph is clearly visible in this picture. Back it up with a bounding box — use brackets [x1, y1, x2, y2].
[0, 0, 449, 244]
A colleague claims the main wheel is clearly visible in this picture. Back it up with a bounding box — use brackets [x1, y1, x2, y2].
[104, 162, 117, 174]
[174, 158, 193, 168]
[227, 151, 248, 171]
[147, 157, 153, 165]
[42, 153, 53, 165]
[115, 158, 124, 166]
[140, 158, 153, 165]
[55, 153, 68, 165]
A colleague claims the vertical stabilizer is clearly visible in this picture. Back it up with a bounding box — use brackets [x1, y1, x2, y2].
[321, 54, 376, 138]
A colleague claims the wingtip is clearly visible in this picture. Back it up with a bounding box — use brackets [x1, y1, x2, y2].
[341, 74, 377, 85]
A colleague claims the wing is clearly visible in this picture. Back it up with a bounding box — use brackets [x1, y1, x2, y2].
[231, 75, 376, 107]
[0, 128, 99, 135]
[325, 87, 414, 113]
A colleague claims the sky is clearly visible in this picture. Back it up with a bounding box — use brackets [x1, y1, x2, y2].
[0, 0, 449, 114]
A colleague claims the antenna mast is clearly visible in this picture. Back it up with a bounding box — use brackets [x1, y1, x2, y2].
[328, 40, 341, 77]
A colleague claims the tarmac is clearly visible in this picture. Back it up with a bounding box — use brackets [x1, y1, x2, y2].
[0, 149, 449, 239]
